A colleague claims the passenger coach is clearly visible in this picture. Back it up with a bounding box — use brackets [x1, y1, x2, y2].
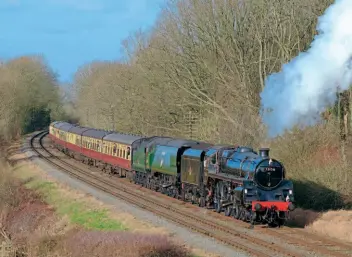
[49, 121, 143, 176]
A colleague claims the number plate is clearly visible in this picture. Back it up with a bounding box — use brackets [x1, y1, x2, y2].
[264, 167, 276, 172]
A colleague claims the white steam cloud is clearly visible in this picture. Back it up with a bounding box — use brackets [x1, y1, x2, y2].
[260, 0, 352, 137]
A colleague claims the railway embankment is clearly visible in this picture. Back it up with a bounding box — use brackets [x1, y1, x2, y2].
[34, 131, 352, 256]
[0, 139, 202, 257]
[2, 132, 352, 257]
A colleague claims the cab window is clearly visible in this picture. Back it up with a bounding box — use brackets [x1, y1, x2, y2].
[211, 154, 216, 164]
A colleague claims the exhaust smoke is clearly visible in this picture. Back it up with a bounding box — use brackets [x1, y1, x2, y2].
[260, 0, 352, 137]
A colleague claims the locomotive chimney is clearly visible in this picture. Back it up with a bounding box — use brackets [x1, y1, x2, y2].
[259, 148, 270, 158]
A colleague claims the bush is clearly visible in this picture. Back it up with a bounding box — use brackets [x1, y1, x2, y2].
[270, 121, 352, 210]
[59, 231, 191, 257]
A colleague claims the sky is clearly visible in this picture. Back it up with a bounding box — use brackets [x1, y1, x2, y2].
[0, 0, 165, 82]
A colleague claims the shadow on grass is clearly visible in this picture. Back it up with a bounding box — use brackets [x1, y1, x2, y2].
[286, 179, 352, 228]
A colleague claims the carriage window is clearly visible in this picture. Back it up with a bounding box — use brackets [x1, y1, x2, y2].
[123, 150, 126, 159]
[127, 147, 131, 159]
[113, 145, 117, 155]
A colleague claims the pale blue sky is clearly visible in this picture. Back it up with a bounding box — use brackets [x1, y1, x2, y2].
[0, 0, 165, 82]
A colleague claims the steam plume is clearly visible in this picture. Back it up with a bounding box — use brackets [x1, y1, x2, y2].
[260, 0, 352, 137]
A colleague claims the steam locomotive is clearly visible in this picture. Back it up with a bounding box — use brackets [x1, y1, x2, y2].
[49, 121, 295, 227]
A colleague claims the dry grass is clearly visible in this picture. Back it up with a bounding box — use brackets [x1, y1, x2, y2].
[270, 122, 352, 211]
[305, 210, 352, 243]
[10, 150, 170, 236]
[24, 230, 192, 257]
[0, 160, 70, 254]
[0, 155, 194, 257]
[56, 231, 191, 257]
[285, 208, 322, 228]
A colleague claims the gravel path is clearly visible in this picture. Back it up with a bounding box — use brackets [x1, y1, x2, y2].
[22, 134, 250, 257]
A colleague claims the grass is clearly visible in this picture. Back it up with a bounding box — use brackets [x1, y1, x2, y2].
[2, 157, 195, 257]
[18, 173, 126, 231]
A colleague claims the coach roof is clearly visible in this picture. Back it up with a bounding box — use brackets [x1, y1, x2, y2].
[69, 126, 92, 135]
[103, 133, 143, 145]
[58, 123, 75, 132]
[52, 121, 70, 129]
[82, 129, 111, 139]
[50, 121, 61, 127]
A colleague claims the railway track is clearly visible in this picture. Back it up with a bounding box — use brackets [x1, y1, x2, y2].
[30, 131, 352, 257]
